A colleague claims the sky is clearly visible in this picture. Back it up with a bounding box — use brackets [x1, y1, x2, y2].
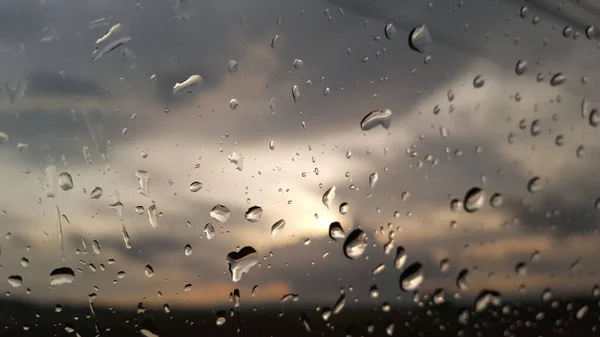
[1, 0, 600, 315]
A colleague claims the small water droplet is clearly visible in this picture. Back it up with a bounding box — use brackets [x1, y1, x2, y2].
[245, 206, 263, 222]
[189, 181, 203, 192]
[394, 247, 407, 269]
[343, 229, 367, 259]
[333, 293, 346, 314]
[489, 193, 504, 208]
[210, 204, 231, 223]
[463, 187, 485, 212]
[456, 268, 469, 291]
[370, 285, 379, 298]
[360, 109, 392, 131]
[20, 257, 29, 267]
[322, 186, 336, 209]
[440, 259, 450, 272]
[135, 170, 150, 196]
[227, 246, 259, 282]
[227, 152, 243, 171]
[271, 219, 286, 237]
[147, 203, 158, 228]
[399, 262, 424, 291]
[585, 25, 595, 39]
[589, 109, 600, 127]
[339, 202, 349, 215]
[408, 25, 431, 53]
[329, 222, 345, 241]
[515, 262, 527, 275]
[515, 59, 527, 76]
[144, 264, 154, 277]
[49, 267, 75, 286]
[271, 34, 280, 49]
[7, 275, 23, 288]
[541, 288, 552, 302]
[58, 172, 74, 191]
[474, 290, 501, 312]
[229, 98, 239, 110]
[90, 187, 103, 199]
[527, 177, 543, 193]
[368, 172, 379, 189]
[292, 85, 300, 103]
[184, 244, 192, 256]
[550, 73, 566, 86]
[204, 223, 216, 239]
[293, 58, 304, 69]
[92, 240, 101, 254]
[228, 60, 238, 73]
[384, 23, 397, 40]
[172, 75, 203, 96]
[473, 75, 485, 88]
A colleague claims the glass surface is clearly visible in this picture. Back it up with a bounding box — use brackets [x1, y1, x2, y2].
[1, 0, 600, 335]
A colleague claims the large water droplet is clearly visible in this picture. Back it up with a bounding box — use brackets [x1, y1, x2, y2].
[135, 170, 150, 196]
[7, 275, 23, 288]
[245, 206, 263, 222]
[384, 23, 397, 40]
[210, 204, 231, 223]
[399, 262, 424, 291]
[189, 181, 203, 192]
[322, 186, 336, 209]
[49, 267, 75, 286]
[58, 172, 74, 191]
[463, 187, 485, 212]
[227, 246, 259, 282]
[360, 109, 392, 131]
[271, 219, 286, 237]
[329, 222, 345, 240]
[90, 187, 103, 199]
[172, 75, 203, 96]
[343, 229, 367, 259]
[292, 85, 300, 103]
[408, 25, 431, 53]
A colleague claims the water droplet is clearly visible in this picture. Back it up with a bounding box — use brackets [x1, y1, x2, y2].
[204, 223, 216, 239]
[293, 58, 304, 69]
[228, 60, 238, 73]
[140, 329, 159, 337]
[271, 34, 280, 49]
[463, 187, 485, 212]
[519, 6, 529, 18]
[456, 268, 469, 291]
[227, 246, 259, 282]
[333, 293, 346, 314]
[527, 177, 543, 193]
[343, 229, 367, 259]
[184, 244, 192, 256]
[92, 240, 101, 254]
[210, 204, 231, 223]
[386, 323, 394, 336]
[586, 25, 595, 39]
[369, 172, 379, 189]
[440, 259, 450, 272]
[58, 172, 74, 191]
[394, 247, 407, 269]
[172, 75, 203, 96]
[245, 206, 263, 222]
[229, 98, 239, 110]
[227, 152, 243, 171]
[271, 219, 286, 237]
[135, 170, 150, 196]
[49, 267, 75, 286]
[530, 250, 541, 262]
[473, 75, 485, 88]
[322, 186, 336, 209]
[20, 257, 29, 267]
[474, 290, 501, 312]
[372, 263, 385, 275]
[576, 305, 588, 319]
[589, 109, 600, 127]
[189, 181, 203, 192]
[541, 288, 552, 301]
[360, 109, 393, 131]
[122, 225, 132, 249]
[147, 203, 158, 228]
[515, 59, 527, 76]
[144, 264, 154, 277]
[292, 85, 300, 103]
[515, 262, 527, 275]
[384, 23, 397, 40]
[216, 315, 227, 326]
[7, 275, 23, 288]
[489, 193, 504, 207]
[90, 187, 103, 199]
[550, 73, 566, 86]
[329, 222, 345, 241]
[339, 202, 349, 215]
[370, 285, 379, 298]
[408, 25, 431, 53]
[135, 205, 145, 214]
[399, 262, 424, 291]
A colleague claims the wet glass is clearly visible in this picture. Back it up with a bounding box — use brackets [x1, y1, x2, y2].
[1, 0, 600, 335]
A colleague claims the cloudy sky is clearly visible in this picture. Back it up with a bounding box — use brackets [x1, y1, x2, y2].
[1, 0, 600, 314]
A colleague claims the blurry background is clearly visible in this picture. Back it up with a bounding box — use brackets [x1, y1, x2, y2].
[1, 0, 600, 335]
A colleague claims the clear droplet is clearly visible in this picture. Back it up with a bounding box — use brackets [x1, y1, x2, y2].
[227, 152, 243, 171]
[585, 25, 595, 39]
[333, 293, 346, 314]
[210, 204, 231, 223]
[271, 34, 280, 49]
[292, 85, 300, 103]
[329, 222, 345, 241]
[20, 257, 29, 267]
[474, 290, 501, 312]
[271, 219, 286, 237]
[293, 58, 304, 69]
[339, 202, 349, 215]
[184, 244, 192, 256]
[189, 181, 203, 192]
[489, 193, 504, 208]
[229, 99, 239, 110]
[369, 172, 379, 189]
[527, 177, 543, 193]
[135, 170, 150, 196]
[550, 73, 566, 86]
[473, 75, 485, 88]
[245, 206, 263, 222]
[541, 288, 552, 302]
[204, 223, 216, 239]
[147, 203, 158, 228]
[172, 75, 203, 96]
[227, 246, 259, 282]
[90, 187, 103, 199]
[394, 247, 407, 269]
[408, 25, 431, 53]
[519, 6, 529, 18]
[7, 275, 23, 288]
[463, 187, 485, 212]
[360, 109, 392, 131]
[322, 186, 336, 209]
[135, 205, 145, 214]
[49, 267, 75, 286]
[370, 285, 379, 298]
[399, 262, 424, 291]
[228, 60, 238, 73]
[58, 172, 74, 191]
[384, 23, 397, 40]
[589, 109, 600, 127]
[92, 240, 101, 254]
[515, 59, 527, 76]
[144, 264, 154, 277]
[440, 258, 450, 272]
[515, 262, 527, 275]
[343, 229, 367, 259]
[456, 268, 469, 291]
